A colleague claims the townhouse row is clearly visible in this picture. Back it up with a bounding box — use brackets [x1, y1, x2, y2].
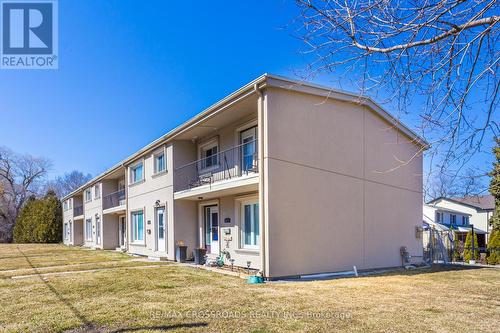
[62, 74, 427, 279]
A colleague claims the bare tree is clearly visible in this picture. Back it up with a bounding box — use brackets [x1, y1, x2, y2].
[425, 167, 487, 200]
[294, 0, 499, 188]
[0, 147, 51, 242]
[46, 170, 92, 198]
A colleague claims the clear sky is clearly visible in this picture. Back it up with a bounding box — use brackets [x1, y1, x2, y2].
[0, 0, 495, 186]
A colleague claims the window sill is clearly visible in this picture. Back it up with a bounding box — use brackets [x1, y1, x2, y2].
[130, 242, 146, 247]
[152, 170, 167, 178]
[200, 165, 220, 174]
[235, 248, 259, 255]
[129, 179, 145, 187]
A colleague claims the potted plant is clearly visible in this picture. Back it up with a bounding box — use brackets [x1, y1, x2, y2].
[194, 247, 207, 265]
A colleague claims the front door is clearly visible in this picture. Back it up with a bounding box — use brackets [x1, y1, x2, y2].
[156, 207, 166, 252]
[96, 217, 101, 245]
[204, 205, 219, 255]
[240, 126, 257, 173]
[119, 216, 126, 247]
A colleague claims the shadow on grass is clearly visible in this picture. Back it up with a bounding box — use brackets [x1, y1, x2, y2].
[110, 322, 208, 332]
[16, 245, 95, 330]
[276, 263, 495, 282]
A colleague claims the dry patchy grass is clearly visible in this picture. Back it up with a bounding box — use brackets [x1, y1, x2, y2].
[0, 244, 498, 332]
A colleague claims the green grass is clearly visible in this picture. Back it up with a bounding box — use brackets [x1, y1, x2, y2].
[0, 244, 499, 332]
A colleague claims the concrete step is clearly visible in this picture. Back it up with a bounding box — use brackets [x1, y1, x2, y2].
[147, 256, 168, 261]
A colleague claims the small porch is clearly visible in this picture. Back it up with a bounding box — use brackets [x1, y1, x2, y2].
[174, 191, 261, 272]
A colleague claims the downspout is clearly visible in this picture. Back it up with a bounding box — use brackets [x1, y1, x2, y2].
[255, 83, 267, 278]
[123, 162, 129, 252]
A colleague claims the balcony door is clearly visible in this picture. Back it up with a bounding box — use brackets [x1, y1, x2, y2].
[240, 126, 257, 173]
[204, 205, 219, 255]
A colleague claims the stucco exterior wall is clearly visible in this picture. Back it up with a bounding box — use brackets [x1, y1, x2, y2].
[83, 183, 103, 248]
[73, 219, 84, 246]
[173, 200, 198, 259]
[62, 199, 73, 245]
[102, 214, 119, 249]
[127, 144, 174, 259]
[264, 87, 423, 278]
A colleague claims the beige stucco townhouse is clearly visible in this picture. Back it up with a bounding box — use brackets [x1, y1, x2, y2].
[62, 74, 427, 279]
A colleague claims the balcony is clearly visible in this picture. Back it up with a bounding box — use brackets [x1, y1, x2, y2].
[103, 189, 126, 213]
[174, 139, 259, 199]
[73, 205, 84, 218]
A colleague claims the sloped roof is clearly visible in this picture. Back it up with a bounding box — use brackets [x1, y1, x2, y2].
[450, 195, 495, 210]
[428, 195, 495, 211]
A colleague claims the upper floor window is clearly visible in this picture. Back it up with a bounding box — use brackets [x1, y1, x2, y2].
[436, 212, 442, 223]
[462, 216, 469, 225]
[450, 214, 456, 225]
[94, 184, 100, 199]
[154, 151, 166, 174]
[68, 199, 72, 210]
[130, 162, 144, 184]
[63, 201, 68, 211]
[85, 189, 92, 202]
[199, 139, 219, 170]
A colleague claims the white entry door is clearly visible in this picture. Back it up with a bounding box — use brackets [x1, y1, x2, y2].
[119, 216, 126, 247]
[204, 205, 219, 255]
[156, 207, 166, 252]
[96, 217, 101, 245]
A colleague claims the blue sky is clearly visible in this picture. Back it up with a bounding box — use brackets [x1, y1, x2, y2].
[0, 0, 308, 177]
[0, 0, 495, 186]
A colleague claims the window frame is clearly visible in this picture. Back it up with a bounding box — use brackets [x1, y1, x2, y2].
[94, 184, 101, 199]
[153, 148, 167, 175]
[435, 211, 441, 223]
[131, 209, 145, 244]
[84, 189, 92, 202]
[237, 196, 259, 250]
[129, 160, 144, 185]
[85, 218, 93, 241]
[198, 138, 219, 172]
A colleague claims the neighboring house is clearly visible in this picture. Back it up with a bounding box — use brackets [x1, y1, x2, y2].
[62, 74, 427, 279]
[424, 195, 494, 249]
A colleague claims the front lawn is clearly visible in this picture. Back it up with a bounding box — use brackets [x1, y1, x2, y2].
[0, 244, 498, 332]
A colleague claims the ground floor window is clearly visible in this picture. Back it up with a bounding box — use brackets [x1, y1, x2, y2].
[131, 210, 144, 242]
[85, 219, 92, 241]
[241, 200, 259, 248]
